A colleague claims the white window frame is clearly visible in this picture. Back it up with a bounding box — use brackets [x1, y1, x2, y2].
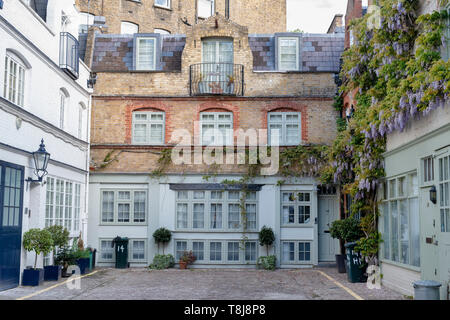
[421, 156, 435, 186]
[121, 21, 139, 35]
[438, 153, 450, 233]
[278, 37, 299, 71]
[198, 0, 215, 19]
[175, 190, 258, 232]
[59, 90, 69, 130]
[99, 239, 115, 262]
[132, 111, 165, 145]
[45, 177, 81, 234]
[129, 239, 148, 262]
[380, 172, 420, 269]
[281, 192, 312, 227]
[79, 12, 94, 34]
[268, 112, 301, 146]
[200, 112, 233, 146]
[136, 37, 157, 71]
[154, 0, 170, 9]
[3, 53, 26, 107]
[100, 189, 147, 225]
[281, 241, 312, 264]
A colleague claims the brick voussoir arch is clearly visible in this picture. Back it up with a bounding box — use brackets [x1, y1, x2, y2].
[262, 101, 309, 143]
[125, 102, 172, 144]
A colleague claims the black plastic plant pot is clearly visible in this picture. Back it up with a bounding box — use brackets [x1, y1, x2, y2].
[76, 258, 90, 275]
[44, 265, 62, 281]
[22, 268, 44, 286]
[335, 254, 346, 273]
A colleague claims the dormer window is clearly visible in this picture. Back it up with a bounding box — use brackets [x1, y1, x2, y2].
[135, 37, 157, 70]
[278, 37, 299, 71]
[198, 0, 214, 19]
[155, 0, 170, 9]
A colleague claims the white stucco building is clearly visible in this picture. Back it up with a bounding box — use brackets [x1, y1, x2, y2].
[0, 0, 92, 290]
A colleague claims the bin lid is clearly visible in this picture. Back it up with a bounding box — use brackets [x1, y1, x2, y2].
[344, 242, 357, 248]
[413, 280, 442, 288]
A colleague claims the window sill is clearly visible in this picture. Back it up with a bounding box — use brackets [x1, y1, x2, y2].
[281, 224, 314, 228]
[153, 4, 172, 11]
[380, 259, 421, 273]
[173, 230, 259, 233]
[99, 223, 148, 226]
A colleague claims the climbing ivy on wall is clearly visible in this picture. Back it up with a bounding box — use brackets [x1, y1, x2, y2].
[323, 0, 450, 263]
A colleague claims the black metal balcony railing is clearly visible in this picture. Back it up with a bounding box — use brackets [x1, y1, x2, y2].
[190, 63, 244, 96]
[59, 32, 80, 80]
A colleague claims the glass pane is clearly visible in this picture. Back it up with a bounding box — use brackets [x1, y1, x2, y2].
[210, 242, 222, 261]
[390, 201, 399, 262]
[409, 198, 420, 266]
[193, 242, 204, 261]
[382, 202, 390, 260]
[228, 191, 240, 200]
[398, 177, 406, 197]
[399, 200, 409, 265]
[193, 191, 205, 199]
[210, 203, 222, 229]
[245, 204, 257, 230]
[389, 180, 396, 198]
[228, 204, 240, 229]
[227, 242, 240, 261]
[193, 203, 204, 228]
[282, 206, 295, 224]
[118, 203, 130, 222]
[118, 191, 130, 200]
[245, 242, 256, 261]
[133, 191, 146, 222]
[282, 192, 294, 202]
[176, 203, 188, 228]
[177, 191, 188, 200]
[409, 173, 418, 196]
[137, 38, 155, 70]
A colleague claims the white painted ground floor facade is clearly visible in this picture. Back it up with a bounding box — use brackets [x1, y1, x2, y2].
[87, 174, 340, 269]
[380, 105, 450, 299]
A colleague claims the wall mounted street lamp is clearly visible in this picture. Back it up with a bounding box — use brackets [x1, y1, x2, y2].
[429, 185, 437, 204]
[26, 139, 50, 183]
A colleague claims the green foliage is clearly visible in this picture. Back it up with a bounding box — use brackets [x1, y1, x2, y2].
[44, 225, 70, 250]
[149, 254, 175, 270]
[23, 228, 54, 269]
[180, 251, 196, 264]
[258, 226, 275, 256]
[257, 255, 277, 271]
[153, 227, 172, 244]
[328, 0, 450, 262]
[153, 227, 172, 254]
[54, 246, 77, 269]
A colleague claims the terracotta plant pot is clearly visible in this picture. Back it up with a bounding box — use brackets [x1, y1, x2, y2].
[179, 261, 187, 269]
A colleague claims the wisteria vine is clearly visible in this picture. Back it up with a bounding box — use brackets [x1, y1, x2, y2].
[321, 0, 450, 262]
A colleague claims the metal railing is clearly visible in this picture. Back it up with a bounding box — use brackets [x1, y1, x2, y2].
[59, 32, 80, 80]
[190, 63, 244, 96]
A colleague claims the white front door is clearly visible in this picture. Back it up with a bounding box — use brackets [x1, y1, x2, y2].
[318, 196, 339, 262]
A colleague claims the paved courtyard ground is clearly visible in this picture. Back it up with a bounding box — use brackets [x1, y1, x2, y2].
[0, 267, 405, 300]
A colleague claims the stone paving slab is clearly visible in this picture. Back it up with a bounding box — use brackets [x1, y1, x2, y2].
[0, 267, 405, 300]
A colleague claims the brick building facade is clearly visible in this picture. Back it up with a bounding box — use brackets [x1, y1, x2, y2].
[81, 1, 345, 268]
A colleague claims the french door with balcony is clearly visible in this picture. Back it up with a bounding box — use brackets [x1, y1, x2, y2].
[201, 39, 234, 94]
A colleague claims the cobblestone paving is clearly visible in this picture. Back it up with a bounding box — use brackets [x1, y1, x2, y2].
[0, 267, 405, 300]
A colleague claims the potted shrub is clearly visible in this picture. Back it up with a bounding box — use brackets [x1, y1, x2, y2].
[22, 228, 53, 286]
[258, 226, 275, 256]
[54, 245, 77, 278]
[43, 225, 69, 281]
[152, 227, 172, 254]
[74, 235, 91, 275]
[179, 250, 196, 270]
[330, 218, 364, 273]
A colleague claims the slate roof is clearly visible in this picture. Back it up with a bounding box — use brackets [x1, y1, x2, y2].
[90, 33, 343, 73]
[249, 33, 344, 72]
[91, 34, 186, 72]
[301, 34, 345, 72]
